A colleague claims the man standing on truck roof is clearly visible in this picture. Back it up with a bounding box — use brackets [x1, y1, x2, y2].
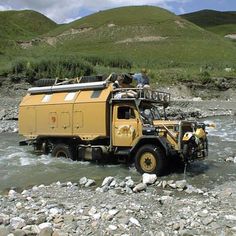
[133, 68, 150, 88]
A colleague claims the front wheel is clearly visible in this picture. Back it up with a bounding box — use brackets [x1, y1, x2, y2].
[135, 145, 166, 175]
[51, 144, 74, 160]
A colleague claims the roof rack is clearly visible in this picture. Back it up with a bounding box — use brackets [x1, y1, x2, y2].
[28, 81, 108, 94]
[111, 88, 170, 105]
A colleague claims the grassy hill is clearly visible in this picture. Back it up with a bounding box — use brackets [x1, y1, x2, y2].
[0, 10, 58, 40]
[1, 6, 236, 83]
[181, 10, 236, 36]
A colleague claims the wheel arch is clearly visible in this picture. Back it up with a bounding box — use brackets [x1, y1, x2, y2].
[130, 136, 169, 159]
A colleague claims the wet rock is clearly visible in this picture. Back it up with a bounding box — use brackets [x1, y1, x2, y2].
[79, 177, 88, 185]
[142, 173, 157, 185]
[85, 179, 95, 187]
[101, 176, 114, 187]
[133, 183, 147, 192]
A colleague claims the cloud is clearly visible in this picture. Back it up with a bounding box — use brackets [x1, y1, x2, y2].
[0, 0, 191, 23]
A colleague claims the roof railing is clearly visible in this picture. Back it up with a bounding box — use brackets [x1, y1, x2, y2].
[111, 87, 170, 105]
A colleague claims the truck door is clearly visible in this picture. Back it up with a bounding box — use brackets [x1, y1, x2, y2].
[112, 105, 140, 147]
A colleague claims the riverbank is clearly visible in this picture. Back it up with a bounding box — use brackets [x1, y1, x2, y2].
[1, 175, 236, 236]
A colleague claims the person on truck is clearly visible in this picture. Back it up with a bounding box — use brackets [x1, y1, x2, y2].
[133, 68, 150, 87]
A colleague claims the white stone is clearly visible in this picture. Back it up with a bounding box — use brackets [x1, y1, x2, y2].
[101, 176, 114, 187]
[129, 217, 141, 227]
[225, 215, 236, 221]
[85, 179, 95, 187]
[142, 173, 157, 185]
[79, 177, 88, 185]
[93, 213, 101, 220]
[126, 179, 134, 188]
[16, 202, 23, 209]
[88, 206, 97, 216]
[109, 225, 117, 230]
[8, 189, 17, 196]
[234, 157, 236, 163]
[10, 217, 26, 229]
[175, 180, 187, 189]
[49, 208, 60, 216]
[108, 209, 119, 217]
[38, 222, 52, 230]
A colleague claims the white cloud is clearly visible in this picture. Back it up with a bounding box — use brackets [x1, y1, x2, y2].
[0, 0, 191, 23]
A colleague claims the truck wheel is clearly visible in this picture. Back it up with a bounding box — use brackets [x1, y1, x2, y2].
[135, 145, 166, 175]
[51, 144, 74, 160]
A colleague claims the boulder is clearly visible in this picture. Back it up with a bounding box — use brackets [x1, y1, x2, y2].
[142, 173, 157, 185]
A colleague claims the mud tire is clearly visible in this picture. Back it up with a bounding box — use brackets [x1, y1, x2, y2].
[51, 144, 74, 160]
[135, 145, 166, 176]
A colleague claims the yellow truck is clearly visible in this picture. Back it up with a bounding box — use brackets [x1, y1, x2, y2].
[19, 74, 209, 175]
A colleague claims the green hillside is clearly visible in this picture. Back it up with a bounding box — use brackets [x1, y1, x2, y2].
[0, 10, 58, 40]
[181, 10, 236, 36]
[1, 6, 236, 83]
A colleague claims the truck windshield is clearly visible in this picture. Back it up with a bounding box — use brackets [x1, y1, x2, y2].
[139, 103, 161, 124]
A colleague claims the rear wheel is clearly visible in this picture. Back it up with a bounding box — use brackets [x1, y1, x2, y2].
[51, 144, 74, 160]
[135, 145, 166, 175]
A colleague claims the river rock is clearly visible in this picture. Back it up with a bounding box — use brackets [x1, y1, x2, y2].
[10, 217, 26, 230]
[129, 217, 141, 227]
[101, 176, 114, 187]
[39, 223, 52, 230]
[125, 178, 134, 188]
[133, 183, 147, 192]
[85, 179, 95, 187]
[225, 215, 236, 221]
[79, 177, 88, 185]
[142, 173, 157, 185]
[108, 225, 117, 231]
[175, 180, 187, 190]
[0, 226, 9, 236]
[39, 227, 53, 236]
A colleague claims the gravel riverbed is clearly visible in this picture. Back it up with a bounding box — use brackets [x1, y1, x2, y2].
[1, 175, 236, 236]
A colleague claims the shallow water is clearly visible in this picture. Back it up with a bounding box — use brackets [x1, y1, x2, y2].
[0, 116, 235, 193]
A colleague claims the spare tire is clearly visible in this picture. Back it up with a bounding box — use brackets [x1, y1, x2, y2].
[34, 79, 55, 87]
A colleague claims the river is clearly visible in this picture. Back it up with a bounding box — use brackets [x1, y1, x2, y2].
[0, 116, 235, 194]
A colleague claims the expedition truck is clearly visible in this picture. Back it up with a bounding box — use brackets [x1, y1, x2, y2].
[19, 74, 210, 175]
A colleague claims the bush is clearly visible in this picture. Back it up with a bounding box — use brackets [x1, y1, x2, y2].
[8, 56, 95, 81]
[199, 71, 212, 84]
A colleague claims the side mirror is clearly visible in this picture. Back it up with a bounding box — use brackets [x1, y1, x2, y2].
[125, 111, 130, 119]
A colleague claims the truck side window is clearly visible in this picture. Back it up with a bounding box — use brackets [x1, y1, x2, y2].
[117, 107, 135, 119]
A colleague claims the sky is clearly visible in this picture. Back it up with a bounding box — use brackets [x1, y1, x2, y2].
[0, 0, 235, 23]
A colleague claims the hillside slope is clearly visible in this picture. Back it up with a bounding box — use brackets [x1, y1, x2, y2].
[0, 10, 58, 40]
[1, 6, 236, 81]
[181, 10, 236, 36]
[40, 6, 236, 67]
